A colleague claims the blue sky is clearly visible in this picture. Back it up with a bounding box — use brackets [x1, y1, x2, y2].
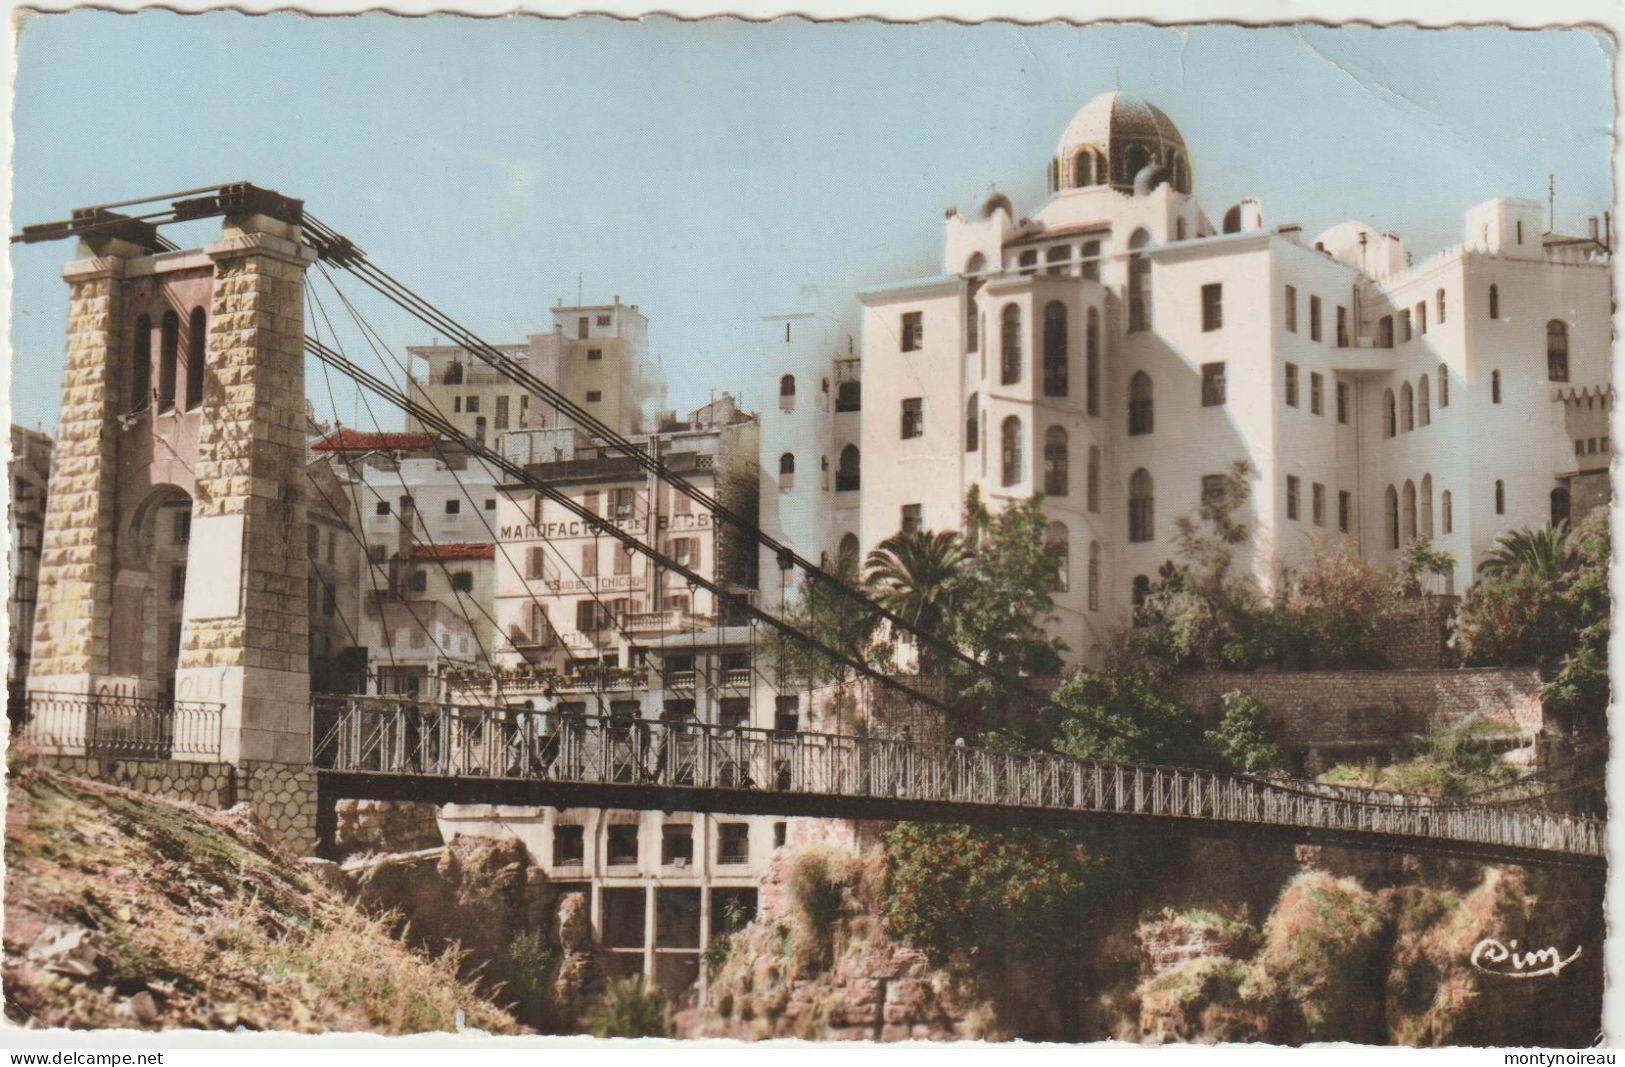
[8, 16, 1615, 432]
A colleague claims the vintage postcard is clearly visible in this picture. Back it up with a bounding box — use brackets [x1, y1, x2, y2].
[2, 8, 1617, 1052]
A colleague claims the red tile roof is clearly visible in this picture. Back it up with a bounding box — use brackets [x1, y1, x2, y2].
[410, 542, 495, 562]
[312, 429, 441, 453]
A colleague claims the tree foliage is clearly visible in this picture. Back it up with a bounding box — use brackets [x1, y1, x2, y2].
[1453, 515, 1610, 727]
[1205, 690, 1286, 774]
[1046, 666, 1198, 765]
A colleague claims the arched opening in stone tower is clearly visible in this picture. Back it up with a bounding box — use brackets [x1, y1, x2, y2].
[111, 484, 195, 703]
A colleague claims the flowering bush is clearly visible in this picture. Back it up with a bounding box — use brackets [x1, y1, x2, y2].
[882, 823, 1107, 959]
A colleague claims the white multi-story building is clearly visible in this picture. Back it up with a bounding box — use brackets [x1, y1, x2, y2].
[755, 305, 863, 611]
[858, 90, 1612, 667]
[406, 298, 669, 445]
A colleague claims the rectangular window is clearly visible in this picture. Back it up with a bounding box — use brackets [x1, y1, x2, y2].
[1339, 491, 1352, 533]
[445, 498, 460, 515]
[662, 824, 694, 866]
[583, 490, 601, 516]
[900, 397, 923, 439]
[1336, 306, 1348, 348]
[1310, 372, 1324, 416]
[1201, 474, 1228, 506]
[169, 564, 187, 602]
[1336, 381, 1350, 424]
[174, 511, 191, 545]
[454, 396, 462, 413]
[607, 824, 639, 866]
[900, 504, 922, 535]
[408, 569, 427, 593]
[1309, 296, 1323, 342]
[596, 313, 611, 327]
[1312, 483, 1326, 527]
[527, 545, 549, 580]
[586, 390, 602, 403]
[576, 600, 604, 632]
[672, 537, 696, 567]
[1400, 309, 1412, 341]
[376, 500, 391, 517]
[718, 823, 750, 865]
[465, 395, 480, 414]
[1416, 301, 1428, 335]
[578, 317, 589, 339]
[613, 544, 632, 575]
[613, 487, 636, 517]
[581, 542, 598, 577]
[901, 311, 924, 352]
[774, 695, 800, 737]
[552, 825, 584, 866]
[1201, 283, 1223, 332]
[1284, 285, 1298, 333]
[450, 571, 473, 593]
[369, 544, 387, 564]
[587, 348, 603, 361]
[1284, 363, 1300, 407]
[1201, 362, 1226, 407]
[1080, 240, 1101, 282]
[1286, 476, 1300, 521]
[485, 498, 496, 511]
[495, 394, 510, 430]
[323, 582, 337, 617]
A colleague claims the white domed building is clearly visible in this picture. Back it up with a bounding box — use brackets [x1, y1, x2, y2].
[859, 91, 1612, 667]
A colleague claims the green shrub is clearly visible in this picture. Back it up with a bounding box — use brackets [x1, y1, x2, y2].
[1206, 691, 1286, 774]
[586, 976, 669, 1039]
[1048, 666, 1197, 765]
[882, 823, 1110, 960]
[496, 926, 557, 1025]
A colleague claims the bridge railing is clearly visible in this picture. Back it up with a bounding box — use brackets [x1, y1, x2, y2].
[23, 691, 224, 761]
[310, 695, 1604, 859]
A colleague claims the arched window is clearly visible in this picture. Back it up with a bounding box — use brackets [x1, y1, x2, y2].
[1492, 370, 1502, 404]
[131, 314, 152, 411]
[1000, 304, 1022, 385]
[1402, 480, 1417, 542]
[1131, 574, 1151, 609]
[1087, 446, 1100, 513]
[1420, 475, 1434, 538]
[1379, 316, 1394, 348]
[1488, 284, 1500, 319]
[158, 310, 180, 412]
[1121, 143, 1151, 185]
[1438, 363, 1449, 407]
[965, 393, 979, 453]
[185, 307, 206, 410]
[1087, 542, 1101, 611]
[1042, 301, 1068, 397]
[1400, 382, 1414, 433]
[1551, 487, 1571, 527]
[1128, 468, 1154, 543]
[1046, 245, 1072, 277]
[778, 453, 796, 488]
[1170, 151, 1191, 195]
[1547, 320, 1569, 382]
[1441, 490, 1453, 534]
[1072, 150, 1090, 187]
[1385, 485, 1400, 550]
[837, 445, 860, 492]
[838, 533, 860, 561]
[1383, 389, 1397, 438]
[1085, 308, 1100, 416]
[1128, 372, 1154, 436]
[1000, 416, 1023, 487]
[964, 254, 985, 353]
[1417, 376, 1430, 427]
[1046, 522, 1070, 592]
[1043, 426, 1069, 496]
[1018, 250, 1039, 276]
[779, 374, 796, 412]
[1436, 288, 1446, 325]
[1495, 479, 1506, 515]
[1222, 205, 1242, 234]
[1127, 230, 1152, 332]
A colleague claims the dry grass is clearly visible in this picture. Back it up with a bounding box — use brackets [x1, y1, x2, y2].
[4, 765, 520, 1034]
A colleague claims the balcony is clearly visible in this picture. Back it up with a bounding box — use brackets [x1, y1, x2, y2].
[723, 668, 753, 690]
[667, 670, 697, 690]
[623, 610, 681, 634]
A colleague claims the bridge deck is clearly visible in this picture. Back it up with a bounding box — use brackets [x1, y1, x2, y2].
[312, 696, 1605, 870]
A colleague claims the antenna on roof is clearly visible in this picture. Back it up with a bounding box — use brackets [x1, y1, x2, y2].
[1549, 174, 1556, 233]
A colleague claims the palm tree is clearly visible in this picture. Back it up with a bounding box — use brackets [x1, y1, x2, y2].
[863, 529, 966, 663]
[1477, 522, 1580, 580]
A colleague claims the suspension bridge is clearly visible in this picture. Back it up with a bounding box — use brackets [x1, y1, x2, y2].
[11, 184, 1610, 871]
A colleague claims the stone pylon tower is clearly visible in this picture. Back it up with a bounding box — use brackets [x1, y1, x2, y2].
[27, 207, 316, 764]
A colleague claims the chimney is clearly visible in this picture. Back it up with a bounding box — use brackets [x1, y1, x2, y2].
[1589, 217, 1599, 241]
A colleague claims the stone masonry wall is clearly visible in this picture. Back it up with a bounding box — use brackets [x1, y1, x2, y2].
[29, 263, 124, 682]
[33, 754, 318, 857]
[1172, 667, 1544, 755]
[1381, 595, 1460, 669]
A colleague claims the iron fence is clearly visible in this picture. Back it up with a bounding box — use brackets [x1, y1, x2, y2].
[23, 691, 224, 761]
[311, 695, 1604, 861]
